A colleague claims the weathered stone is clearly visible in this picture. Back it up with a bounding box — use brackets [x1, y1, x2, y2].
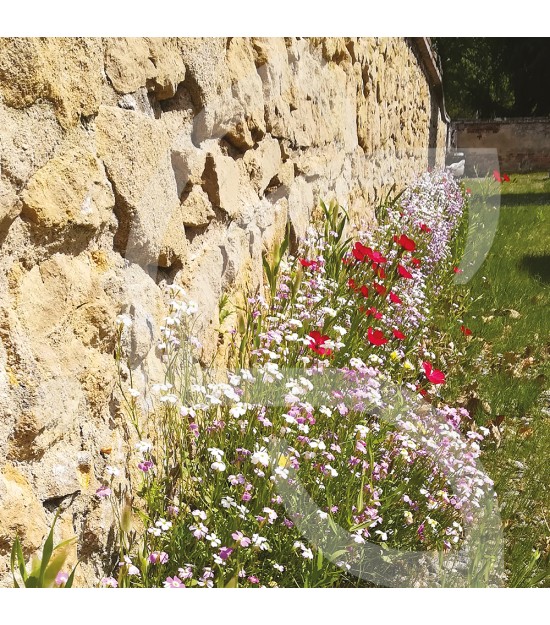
[243, 135, 282, 196]
[202, 151, 242, 219]
[0, 37, 449, 586]
[104, 38, 186, 100]
[0, 464, 47, 557]
[96, 105, 187, 267]
[181, 186, 216, 227]
[21, 145, 115, 231]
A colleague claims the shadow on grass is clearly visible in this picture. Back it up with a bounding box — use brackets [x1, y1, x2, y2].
[501, 192, 550, 208]
[519, 254, 550, 284]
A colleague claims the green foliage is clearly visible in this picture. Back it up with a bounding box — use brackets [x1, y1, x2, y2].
[10, 510, 79, 588]
[432, 38, 550, 118]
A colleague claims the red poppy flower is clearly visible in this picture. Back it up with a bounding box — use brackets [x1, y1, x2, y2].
[397, 264, 413, 279]
[367, 327, 388, 346]
[411, 257, 421, 267]
[365, 307, 383, 319]
[392, 328, 406, 340]
[394, 234, 416, 252]
[348, 278, 357, 290]
[460, 325, 472, 336]
[360, 285, 369, 298]
[352, 242, 370, 262]
[373, 282, 387, 296]
[465, 188, 471, 195]
[420, 224, 431, 233]
[416, 384, 428, 398]
[300, 259, 318, 270]
[453, 267, 463, 274]
[307, 331, 332, 357]
[422, 361, 446, 385]
[493, 170, 502, 183]
[389, 291, 402, 305]
[502, 174, 510, 182]
[342, 257, 352, 266]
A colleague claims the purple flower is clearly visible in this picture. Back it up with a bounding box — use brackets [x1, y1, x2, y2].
[218, 547, 234, 561]
[138, 460, 154, 472]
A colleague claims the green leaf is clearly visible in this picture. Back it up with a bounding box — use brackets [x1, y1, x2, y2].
[64, 563, 79, 589]
[10, 536, 25, 587]
[38, 510, 59, 587]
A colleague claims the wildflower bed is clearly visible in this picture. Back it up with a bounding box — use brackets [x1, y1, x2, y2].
[100, 170, 502, 588]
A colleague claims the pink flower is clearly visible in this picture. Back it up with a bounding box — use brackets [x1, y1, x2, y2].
[247, 575, 260, 584]
[138, 460, 154, 472]
[164, 576, 185, 588]
[232, 531, 252, 547]
[96, 485, 111, 498]
[100, 576, 118, 588]
[148, 551, 169, 564]
[55, 571, 69, 586]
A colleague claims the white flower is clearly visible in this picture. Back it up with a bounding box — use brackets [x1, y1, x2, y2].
[135, 440, 153, 454]
[208, 447, 224, 461]
[251, 448, 269, 467]
[325, 464, 338, 477]
[274, 466, 289, 480]
[301, 547, 314, 560]
[353, 531, 365, 544]
[159, 394, 178, 405]
[105, 466, 119, 477]
[229, 403, 247, 419]
[375, 530, 388, 541]
[192, 509, 207, 520]
[221, 496, 236, 509]
[263, 507, 278, 524]
[128, 388, 140, 398]
[156, 518, 172, 531]
[116, 314, 133, 328]
[206, 533, 221, 548]
[317, 510, 328, 520]
[211, 461, 227, 472]
[251, 534, 270, 551]
[273, 563, 285, 572]
[147, 527, 161, 537]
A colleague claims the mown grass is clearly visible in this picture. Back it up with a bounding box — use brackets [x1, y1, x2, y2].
[443, 172, 550, 586]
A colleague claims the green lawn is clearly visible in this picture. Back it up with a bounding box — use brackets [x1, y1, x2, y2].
[448, 173, 550, 586]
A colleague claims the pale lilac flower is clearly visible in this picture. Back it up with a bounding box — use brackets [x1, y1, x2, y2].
[55, 571, 69, 586]
[96, 485, 111, 498]
[100, 576, 118, 587]
[232, 531, 251, 547]
[164, 576, 185, 588]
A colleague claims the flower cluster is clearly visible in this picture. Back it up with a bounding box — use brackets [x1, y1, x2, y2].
[107, 171, 495, 588]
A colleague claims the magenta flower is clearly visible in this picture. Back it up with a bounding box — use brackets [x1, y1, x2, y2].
[247, 575, 260, 584]
[219, 547, 234, 561]
[138, 460, 154, 472]
[55, 571, 69, 586]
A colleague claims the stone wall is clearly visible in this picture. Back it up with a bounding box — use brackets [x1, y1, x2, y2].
[0, 37, 447, 585]
[452, 118, 550, 174]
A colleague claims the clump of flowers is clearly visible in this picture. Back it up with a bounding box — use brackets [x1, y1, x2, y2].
[105, 170, 499, 588]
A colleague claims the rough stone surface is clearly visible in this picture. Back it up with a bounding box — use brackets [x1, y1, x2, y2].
[0, 37, 447, 586]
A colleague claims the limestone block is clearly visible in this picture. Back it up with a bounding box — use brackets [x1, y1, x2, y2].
[180, 186, 215, 228]
[202, 151, 242, 219]
[96, 106, 187, 267]
[21, 145, 115, 231]
[243, 135, 282, 196]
